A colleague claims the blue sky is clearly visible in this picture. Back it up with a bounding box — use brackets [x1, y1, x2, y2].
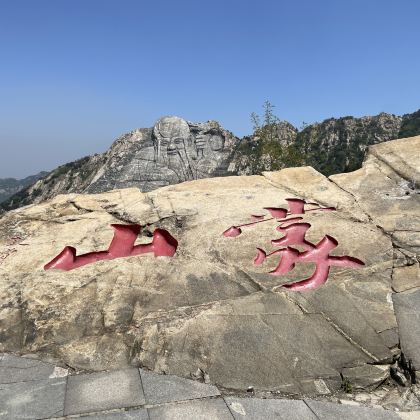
[0, 0, 419, 178]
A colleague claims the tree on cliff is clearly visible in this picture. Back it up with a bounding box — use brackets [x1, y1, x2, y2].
[236, 101, 304, 174]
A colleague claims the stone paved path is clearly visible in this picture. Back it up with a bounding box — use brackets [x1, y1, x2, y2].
[0, 354, 416, 419]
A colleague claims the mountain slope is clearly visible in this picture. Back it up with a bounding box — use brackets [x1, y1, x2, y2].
[0, 172, 48, 203]
[294, 112, 402, 174]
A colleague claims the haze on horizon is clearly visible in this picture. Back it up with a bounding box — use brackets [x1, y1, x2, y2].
[0, 0, 419, 179]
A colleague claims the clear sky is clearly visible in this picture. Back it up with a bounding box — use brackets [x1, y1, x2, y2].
[0, 0, 419, 178]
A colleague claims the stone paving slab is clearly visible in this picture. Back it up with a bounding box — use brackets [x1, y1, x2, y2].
[305, 399, 401, 419]
[0, 353, 414, 420]
[225, 397, 318, 419]
[148, 397, 233, 419]
[79, 408, 149, 419]
[140, 368, 220, 405]
[64, 369, 145, 416]
[0, 354, 55, 384]
[0, 378, 66, 420]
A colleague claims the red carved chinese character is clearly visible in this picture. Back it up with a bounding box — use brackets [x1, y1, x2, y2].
[44, 224, 178, 271]
[223, 198, 364, 291]
[223, 199, 335, 238]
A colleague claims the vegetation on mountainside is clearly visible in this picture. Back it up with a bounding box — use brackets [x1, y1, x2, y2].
[293, 116, 382, 175]
[46, 156, 92, 182]
[235, 102, 375, 176]
[399, 109, 420, 138]
[235, 104, 420, 177]
[234, 101, 303, 174]
[294, 113, 405, 175]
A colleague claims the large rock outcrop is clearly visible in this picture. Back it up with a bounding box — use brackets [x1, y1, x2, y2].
[1, 116, 238, 211]
[0, 135, 419, 395]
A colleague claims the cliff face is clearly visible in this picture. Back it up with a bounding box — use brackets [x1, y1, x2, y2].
[2, 110, 420, 212]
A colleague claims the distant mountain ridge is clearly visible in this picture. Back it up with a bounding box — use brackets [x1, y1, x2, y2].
[234, 109, 420, 176]
[0, 172, 48, 204]
[1, 109, 419, 213]
[296, 109, 420, 174]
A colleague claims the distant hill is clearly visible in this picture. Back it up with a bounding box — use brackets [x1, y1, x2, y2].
[1, 109, 420, 213]
[0, 172, 48, 204]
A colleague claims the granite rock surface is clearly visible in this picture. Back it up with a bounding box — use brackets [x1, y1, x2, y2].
[0, 135, 419, 395]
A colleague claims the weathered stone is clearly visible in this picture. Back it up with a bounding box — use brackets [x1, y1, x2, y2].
[263, 166, 369, 222]
[136, 308, 371, 392]
[290, 265, 396, 362]
[341, 365, 389, 390]
[379, 328, 400, 351]
[148, 398, 232, 420]
[0, 354, 55, 383]
[80, 409, 149, 419]
[329, 136, 420, 235]
[399, 413, 420, 420]
[392, 289, 420, 373]
[58, 333, 130, 371]
[140, 369, 220, 405]
[225, 397, 318, 419]
[369, 135, 420, 186]
[64, 369, 145, 416]
[392, 231, 420, 255]
[393, 264, 420, 292]
[305, 399, 400, 419]
[0, 378, 66, 419]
